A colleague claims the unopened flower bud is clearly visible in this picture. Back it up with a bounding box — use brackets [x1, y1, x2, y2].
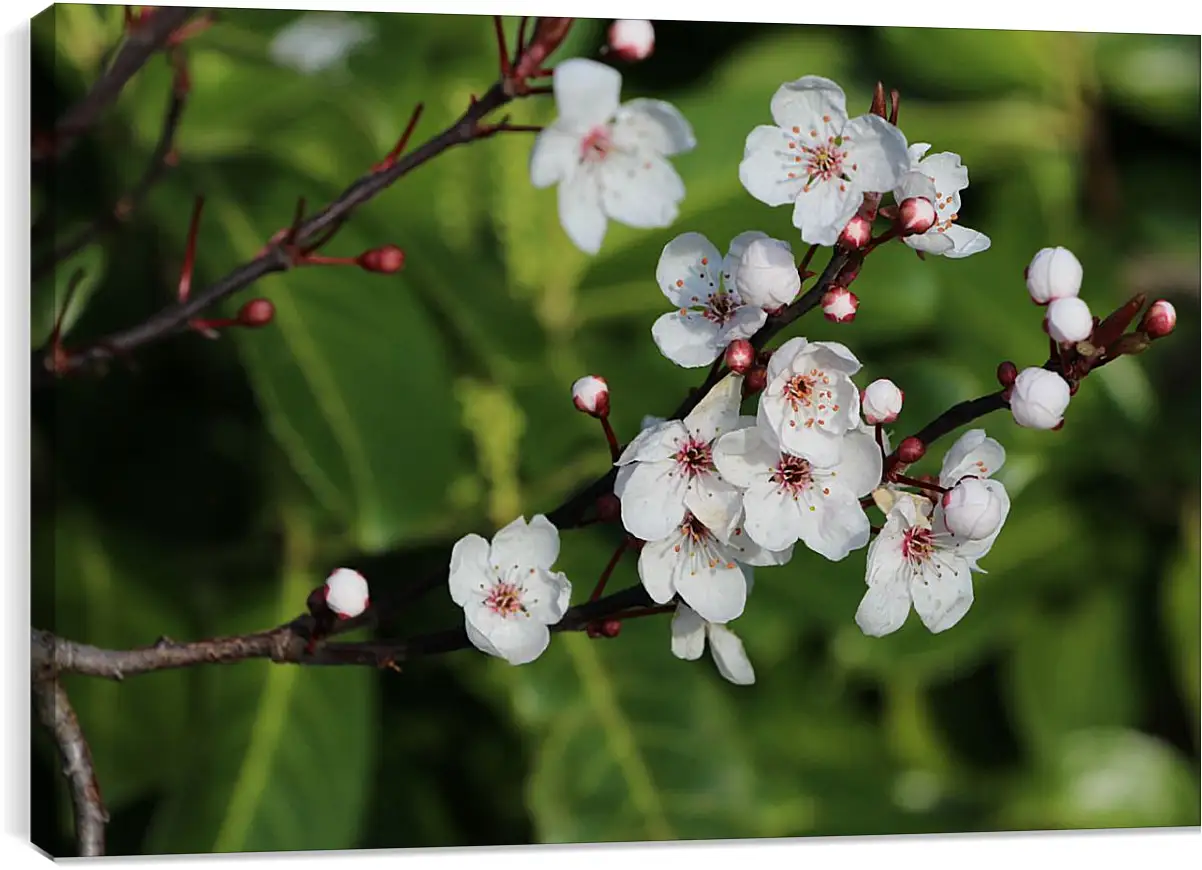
[514, 18, 574, 78]
[325, 568, 370, 619]
[735, 237, 800, 310]
[996, 360, 1018, 388]
[600, 619, 622, 638]
[238, 298, 275, 327]
[1025, 246, 1082, 305]
[861, 378, 904, 425]
[899, 197, 937, 235]
[607, 19, 654, 61]
[1140, 299, 1176, 339]
[898, 436, 925, 464]
[1045, 296, 1093, 343]
[742, 365, 768, 397]
[724, 339, 756, 374]
[838, 214, 873, 250]
[1009, 367, 1070, 430]
[822, 286, 859, 323]
[595, 492, 621, 523]
[572, 375, 610, 418]
[941, 478, 1004, 540]
[357, 244, 405, 274]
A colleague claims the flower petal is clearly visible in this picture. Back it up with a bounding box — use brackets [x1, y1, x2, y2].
[612, 98, 695, 155]
[722, 230, 771, 288]
[637, 535, 683, 604]
[910, 556, 975, 633]
[854, 579, 912, 637]
[939, 429, 1005, 487]
[808, 340, 862, 375]
[529, 126, 578, 188]
[675, 558, 748, 623]
[601, 153, 685, 229]
[655, 232, 724, 306]
[707, 624, 756, 685]
[557, 171, 607, 253]
[739, 125, 806, 207]
[842, 114, 910, 192]
[448, 533, 491, 606]
[619, 460, 689, 541]
[791, 176, 860, 247]
[769, 76, 847, 130]
[712, 427, 776, 489]
[464, 616, 505, 658]
[918, 151, 969, 196]
[742, 480, 806, 552]
[490, 514, 560, 572]
[616, 419, 690, 465]
[651, 310, 722, 368]
[469, 608, 552, 665]
[904, 230, 956, 256]
[554, 58, 622, 130]
[810, 491, 871, 561]
[683, 372, 744, 443]
[670, 604, 707, 661]
[685, 476, 743, 540]
[942, 224, 991, 259]
[523, 568, 572, 623]
[833, 428, 884, 497]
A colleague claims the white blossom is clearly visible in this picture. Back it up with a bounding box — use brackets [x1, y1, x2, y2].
[942, 478, 1005, 541]
[449, 515, 572, 665]
[731, 233, 801, 311]
[269, 12, 373, 75]
[895, 145, 990, 258]
[1010, 367, 1071, 429]
[670, 604, 755, 685]
[757, 336, 862, 467]
[739, 76, 909, 247]
[608, 19, 655, 61]
[652, 233, 768, 368]
[861, 378, 904, 425]
[530, 59, 694, 254]
[1046, 297, 1094, 343]
[937, 428, 1011, 567]
[1026, 247, 1083, 304]
[614, 373, 745, 542]
[571, 375, 610, 416]
[713, 422, 881, 558]
[324, 568, 369, 618]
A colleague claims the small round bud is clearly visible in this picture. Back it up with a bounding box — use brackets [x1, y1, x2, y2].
[838, 214, 873, 250]
[600, 619, 622, 638]
[607, 19, 654, 62]
[357, 244, 405, 274]
[1025, 246, 1082, 305]
[724, 339, 756, 374]
[861, 378, 904, 425]
[735, 237, 800, 310]
[1141, 299, 1176, 339]
[941, 478, 1004, 540]
[238, 298, 275, 327]
[586, 623, 604, 639]
[595, 492, 620, 523]
[899, 197, 937, 236]
[996, 361, 1018, 388]
[324, 568, 370, 619]
[897, 436, 926, 464]
[1045, 296, 1093, 343]
[1009, 367, 1070, 430]
[822, 286, 859, 323]
[742, 365, 768, 397]
[571, 375, 610, 418]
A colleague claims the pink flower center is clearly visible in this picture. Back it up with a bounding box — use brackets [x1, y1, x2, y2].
[485, 581, 525, 616]
[674, 513, 736, 571]
[703, 291, 741, 326]
[780, 367, 837, 429]
[901, 527, 935, 565]
[770, 455, 813, 496]
[674, 438, 715, 478]
[802, 141, 847, 182]
[580, 126, 613, 163]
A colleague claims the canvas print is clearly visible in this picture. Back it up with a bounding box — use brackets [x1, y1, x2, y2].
[30, 4, 1200, 858]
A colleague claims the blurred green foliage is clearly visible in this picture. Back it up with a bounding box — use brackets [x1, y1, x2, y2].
[31, 6, 1200, 856]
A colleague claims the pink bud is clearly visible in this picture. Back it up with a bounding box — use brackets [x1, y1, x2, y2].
[899, 197, 937, 235]
[237, 298, 275, 327]
[861, 378, 904, 425]
[742, 365, 768, 397]
[1141, 299, 1176, 339]
[996, 361, 1018, 388]
[1045, 296, 1093, 343]
[595, 492, 620, 523]
[600, 619, 622, 638]
[608, 19, 654, 61]
[838, 214, 873, 250]
[724, 339, 756, 374]
[324, 568, 370, 619]
[898, 437, 926, 464]
[572, 375, 610, 418]
[357, 244, 405, 274]
[822, 286, 859, 323]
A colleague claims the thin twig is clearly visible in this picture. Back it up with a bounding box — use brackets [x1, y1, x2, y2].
[31, 676, 108, 857]
[35, 7, 197, 167]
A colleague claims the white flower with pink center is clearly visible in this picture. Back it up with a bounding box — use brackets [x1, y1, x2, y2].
[651, 233, 770, 368]
[713, 421, 881, 558]
[757, 336, 863, 467]
[614, 373, 745, 542]
[449, 515, 572, 665]
[529, 58, 695, 254]
[638, 510, 790, 624]
[895, 144, 990, 259]
[670, 603, 756, 685]
[738, 75, 910, 247]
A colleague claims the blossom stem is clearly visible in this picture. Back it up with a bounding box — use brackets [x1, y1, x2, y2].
[177, 196, 204, 302]
[516, 16, 530, 56]
[874, 423, 885, 456]
[798, 243, 819, 278]
[589, 539, 629, 602]
[607, 604, 676, 622]
[374, 102, 425, 172]
[493, 16, 513, 77]
[890, 473, 947, 495]
[599, 415, 621, 462]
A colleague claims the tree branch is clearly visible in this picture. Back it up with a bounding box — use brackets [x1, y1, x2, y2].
[35, 6, 197, 167]
[31, 676, 108, 857]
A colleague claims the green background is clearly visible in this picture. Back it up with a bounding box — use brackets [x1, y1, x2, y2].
[31, 6, 1201, 855]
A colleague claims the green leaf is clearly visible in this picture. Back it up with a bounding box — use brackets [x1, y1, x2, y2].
[31, 244, 107, 349]
[1001, 729, 1200, 829]
[1163, 503, 1201, 736]
[1007, 590, 1142, 757]
[144, 511, 377, 854]
[34, 510, 193, 812]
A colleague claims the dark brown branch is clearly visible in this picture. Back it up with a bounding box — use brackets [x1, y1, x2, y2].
[31, 676, 108, 857]
[35, 7, 197, 167]
[33, 64, 190, 283]
[32, 80, 521, 386]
